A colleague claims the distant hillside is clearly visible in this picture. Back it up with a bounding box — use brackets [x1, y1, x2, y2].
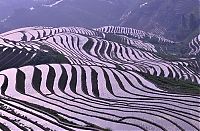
[0, 0, 199, 41]
[119, 0, 200, 42]
[0, 0, 132, 30]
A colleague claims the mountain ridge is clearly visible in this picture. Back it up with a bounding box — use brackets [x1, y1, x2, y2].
[0, 0, 199, 42]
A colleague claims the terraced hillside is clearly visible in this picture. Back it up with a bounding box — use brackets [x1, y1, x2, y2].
[189, 35, 200, 56]
[0, 26, 199, 131]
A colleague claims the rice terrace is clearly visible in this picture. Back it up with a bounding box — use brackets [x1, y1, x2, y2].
[0, 0, 199, 131]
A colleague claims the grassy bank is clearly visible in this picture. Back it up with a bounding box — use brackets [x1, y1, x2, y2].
[140, 72, 200, 95]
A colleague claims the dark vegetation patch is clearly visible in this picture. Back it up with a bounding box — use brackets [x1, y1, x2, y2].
[139, 72, 200, 96]
[27, 45, 70, 66]
[157, 52, 200, 72]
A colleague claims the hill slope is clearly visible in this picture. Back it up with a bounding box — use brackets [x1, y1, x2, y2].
[119, 0, 200, 41]
[0, 26, 199, 130]
[0, 0, 199, 41]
